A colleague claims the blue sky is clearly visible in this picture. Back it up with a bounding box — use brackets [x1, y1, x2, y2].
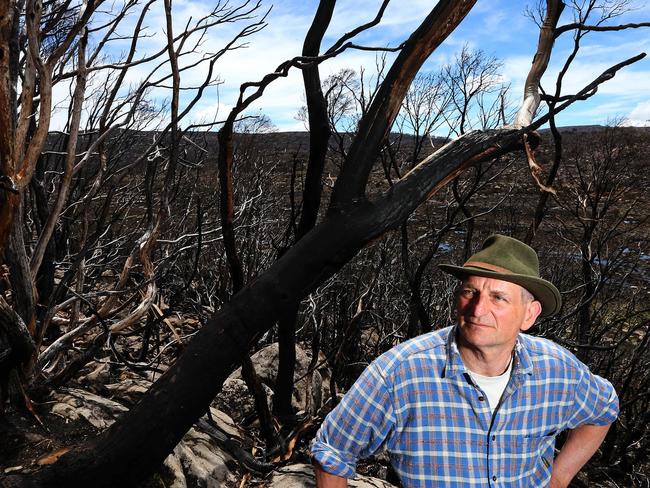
[67, 0, 650, 132]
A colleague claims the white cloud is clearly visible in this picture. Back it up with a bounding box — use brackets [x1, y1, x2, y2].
[533, 57, 650, 104]
[578, 38, 650, 59]
[624, 100, 650, 126]
[50, 80, 74, 131]
[191, 99, 231, 124]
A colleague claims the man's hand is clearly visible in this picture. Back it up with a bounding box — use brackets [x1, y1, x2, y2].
[314, 463, 348, 488]
[549, 423, 612, 488]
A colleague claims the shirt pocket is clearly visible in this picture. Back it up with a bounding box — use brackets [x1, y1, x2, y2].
[504, 433, 555, 485]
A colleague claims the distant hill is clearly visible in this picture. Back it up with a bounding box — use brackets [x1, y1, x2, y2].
[42, 124, 650, 177]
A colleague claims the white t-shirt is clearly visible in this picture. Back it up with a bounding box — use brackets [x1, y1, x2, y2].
[468, 360, 513, 414]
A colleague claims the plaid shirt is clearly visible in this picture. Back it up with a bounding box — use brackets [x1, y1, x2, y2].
[311, 326, 618, 487]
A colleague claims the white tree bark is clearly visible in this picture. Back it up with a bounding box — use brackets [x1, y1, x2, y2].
[513, 0, 564, 127]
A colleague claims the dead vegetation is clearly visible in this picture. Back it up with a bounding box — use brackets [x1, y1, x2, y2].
[1, 0, 649, 486]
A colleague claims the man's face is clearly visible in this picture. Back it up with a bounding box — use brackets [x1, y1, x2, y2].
[456, 275, 541, 352]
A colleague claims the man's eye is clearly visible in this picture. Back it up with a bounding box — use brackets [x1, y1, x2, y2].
[461, 289, 475, 296]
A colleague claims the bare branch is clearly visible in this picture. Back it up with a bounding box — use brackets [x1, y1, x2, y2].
[329, 0, 478, 209]
[325, 0, 391, 55]
[528, 52, 646, 131]
[555, 20, 650, 37]
[513, 0, 564, 127]
[30, 16, 89, 279]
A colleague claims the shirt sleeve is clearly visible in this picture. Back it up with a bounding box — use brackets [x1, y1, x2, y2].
[310, 360, 396, 478]
[566, 364, 619, 429]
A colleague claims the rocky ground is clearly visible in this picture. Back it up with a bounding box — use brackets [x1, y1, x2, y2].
[0, 342, 396, 488]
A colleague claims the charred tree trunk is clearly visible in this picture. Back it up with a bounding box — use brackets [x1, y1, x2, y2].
[30, 159, 57, 327]
[3, 86, 38, 389]
[0, 0, 19, 256]
[0, 9, 21, 394]
[407, 286, 432, 339]
[0, 296, 35, 411]
[217, 123, 246, 293]
[274, 302, 299, 419]
[400, 224, 430, 339]
[217, 120, 280, 449]
[274, 0, 334, 420]
[453, 176, 476, 262]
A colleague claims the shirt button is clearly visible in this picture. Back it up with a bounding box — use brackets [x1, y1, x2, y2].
[493, 476, 497, 481]
[491, 435, 496, 441]
[478, 396, 485, 401]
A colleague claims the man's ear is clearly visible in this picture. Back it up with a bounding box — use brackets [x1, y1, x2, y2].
[521, 300, 542, 332]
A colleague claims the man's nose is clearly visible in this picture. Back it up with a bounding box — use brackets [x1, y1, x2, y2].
[468, 293, 487, 316]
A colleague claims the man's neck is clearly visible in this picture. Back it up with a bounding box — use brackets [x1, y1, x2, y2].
[457, 340, 515, 377]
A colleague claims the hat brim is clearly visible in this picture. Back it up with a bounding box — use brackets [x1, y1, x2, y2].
[439, 264, 562, 317]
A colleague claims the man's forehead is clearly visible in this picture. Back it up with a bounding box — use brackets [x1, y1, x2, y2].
[460, 275, 524, 293]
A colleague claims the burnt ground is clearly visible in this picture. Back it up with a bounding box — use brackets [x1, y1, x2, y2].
[0, 406, 100, 475]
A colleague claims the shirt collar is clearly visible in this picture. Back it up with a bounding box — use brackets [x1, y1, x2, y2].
[444, 325, 534, 379]
[443, 326, 467, 379]
[513, 334, 534, 376]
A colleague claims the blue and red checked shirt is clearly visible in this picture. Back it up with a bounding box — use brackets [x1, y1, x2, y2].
[311, 326, 618, 487]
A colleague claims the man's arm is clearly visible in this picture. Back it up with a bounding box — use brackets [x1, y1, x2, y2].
[311, 359, 396, 483]
[549, 423, 611, 488]
[314, 462, 348, 488]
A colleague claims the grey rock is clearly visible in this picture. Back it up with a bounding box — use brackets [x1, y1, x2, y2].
[227, 343, 331, 414]
[49, 388, 239, 488]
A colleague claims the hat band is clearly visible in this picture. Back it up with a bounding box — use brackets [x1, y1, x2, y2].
[464, 260, 517, 275]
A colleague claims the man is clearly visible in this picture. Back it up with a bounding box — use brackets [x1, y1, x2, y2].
[311, 234, 618, 487]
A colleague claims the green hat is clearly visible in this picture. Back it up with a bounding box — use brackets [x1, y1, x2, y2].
[439, 234, 561, 317]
